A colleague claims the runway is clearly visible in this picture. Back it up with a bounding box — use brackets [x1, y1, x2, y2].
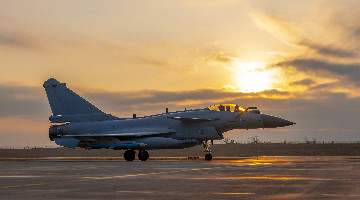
[1, 156, 360, 199]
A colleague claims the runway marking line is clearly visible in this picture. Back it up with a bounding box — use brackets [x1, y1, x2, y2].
[0, 167, 216, 189]
[214, 193, 255, 195]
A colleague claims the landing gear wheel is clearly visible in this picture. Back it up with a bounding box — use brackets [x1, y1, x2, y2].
[124, 149, 135, 161]
[205, 153, 212, 161]
[203, 140, 213, 161]
[138, 150, 149, 161]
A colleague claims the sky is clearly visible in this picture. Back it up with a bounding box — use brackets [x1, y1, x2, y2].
[1, 0, 360, 147]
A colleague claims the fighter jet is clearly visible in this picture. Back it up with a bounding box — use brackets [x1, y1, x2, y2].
[44, 78, 295, 161]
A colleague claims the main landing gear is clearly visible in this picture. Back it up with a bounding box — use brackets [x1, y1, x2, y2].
[124, 149, 149, 161]
[138, 149, 149, 161]
[203, 140, 213, 161]
[124, 149, 135, 161]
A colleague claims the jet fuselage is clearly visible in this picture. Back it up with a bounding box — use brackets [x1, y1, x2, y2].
[43, 78, 295, 160]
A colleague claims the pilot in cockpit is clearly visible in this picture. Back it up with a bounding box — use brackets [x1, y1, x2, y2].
[218, 104, 225, 111]
[235, 105, 240, 112]
[226, 105, 231, 111]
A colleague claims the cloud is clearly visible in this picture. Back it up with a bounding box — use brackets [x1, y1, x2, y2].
[250, 3, 360, 96]
[251, 9, 359, 59]
[0, 16, 42, 50]
[289, 78, 315, 86]
[276, 59, 360, 85]
[85, 88, 290, 111]
[207, 52, 234, 64]
[0, 31, 39, 49]
[251, 12, 301, 46]
[299, 40, 356, 58]
[0, 84, 49, 118]
[308, 82, 339, 91]
[258, 89, 289, 96]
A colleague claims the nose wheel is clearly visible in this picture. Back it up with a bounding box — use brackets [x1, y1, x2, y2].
[203, 141, 213, 161]
[205, 153, 212, 161]
[138, 149, 149, 161]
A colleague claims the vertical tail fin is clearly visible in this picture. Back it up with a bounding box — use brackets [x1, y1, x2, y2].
[43, 78, 103, 116]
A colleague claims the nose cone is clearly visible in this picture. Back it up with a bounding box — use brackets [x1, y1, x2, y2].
[261, 114, 295, 128]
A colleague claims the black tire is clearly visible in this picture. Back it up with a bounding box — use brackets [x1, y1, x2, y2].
[205, 153, 212, 161]
[138, 150, 149, 161]
[124, 150, 135, 161]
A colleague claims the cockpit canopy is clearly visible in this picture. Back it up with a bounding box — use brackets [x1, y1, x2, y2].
[206, 104, 247, 112]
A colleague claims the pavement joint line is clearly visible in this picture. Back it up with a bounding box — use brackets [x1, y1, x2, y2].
[0, 166, 222, 189]
[214, 193, 255, 195]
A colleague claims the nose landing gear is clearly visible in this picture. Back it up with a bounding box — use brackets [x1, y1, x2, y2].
[205, 153, 212, 161]
[203, 140, 213, 161]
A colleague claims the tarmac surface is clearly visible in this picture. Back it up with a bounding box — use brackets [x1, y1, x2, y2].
[3, 143, 360, 158]
[1, 156, 360, 199]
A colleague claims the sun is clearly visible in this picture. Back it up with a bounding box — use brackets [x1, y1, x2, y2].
[232, 61, 273, 93]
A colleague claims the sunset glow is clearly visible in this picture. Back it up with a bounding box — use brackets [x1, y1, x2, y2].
[233, 62, 274, 93]
[1, 0, 360, 147]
